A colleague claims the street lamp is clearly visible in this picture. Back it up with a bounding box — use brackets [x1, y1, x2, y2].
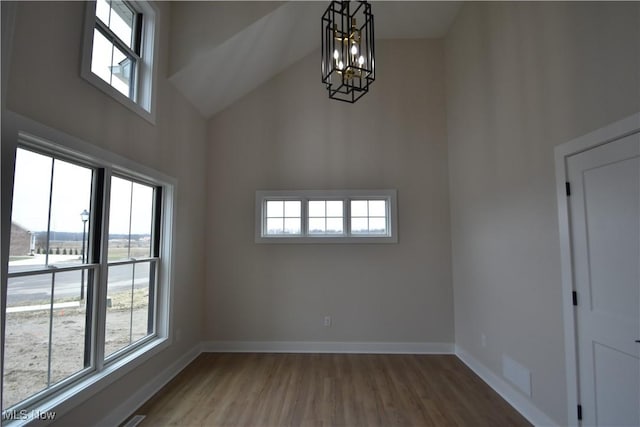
[80, 209, 89, 300]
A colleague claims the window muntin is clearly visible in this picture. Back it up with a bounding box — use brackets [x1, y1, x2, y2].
[2, 138, 168, 417]
[255, 190, 397, 243]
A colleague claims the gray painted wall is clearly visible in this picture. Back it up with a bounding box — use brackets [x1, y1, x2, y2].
[445, 2, 640, 423]
[206, 39, 454, 345]
[3, 1, 207, 424]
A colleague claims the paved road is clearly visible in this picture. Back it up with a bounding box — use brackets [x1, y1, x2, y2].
[7, 263, 153, 306]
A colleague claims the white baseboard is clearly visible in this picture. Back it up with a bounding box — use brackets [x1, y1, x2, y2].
[455, 345, 558, 427]
[95, 343, 202, 427]
[202, 340, 454, 354]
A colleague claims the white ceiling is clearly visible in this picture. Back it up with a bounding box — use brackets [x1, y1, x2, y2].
[168, 1, 462, 118]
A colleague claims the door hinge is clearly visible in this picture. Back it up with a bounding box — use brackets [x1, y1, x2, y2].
[572, 291, 578, 306]
[577, 404, 582, 420]
[565, 182, 571, 196]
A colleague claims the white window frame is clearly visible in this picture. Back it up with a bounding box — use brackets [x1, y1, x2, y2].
[80, 0, 159, 124]
[1, 112, 176, 426]
[255, 190, 398, 244]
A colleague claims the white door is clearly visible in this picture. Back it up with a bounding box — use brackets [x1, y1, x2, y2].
[567, 132, 640, 426]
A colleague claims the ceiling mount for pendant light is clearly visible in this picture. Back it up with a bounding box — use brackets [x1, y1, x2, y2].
[321, 1, 375, 103]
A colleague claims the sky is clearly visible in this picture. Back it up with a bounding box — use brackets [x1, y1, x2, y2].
[11, 148, 153, 235]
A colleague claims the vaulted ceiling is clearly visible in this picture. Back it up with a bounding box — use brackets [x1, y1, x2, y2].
[168, 1, 461, 118]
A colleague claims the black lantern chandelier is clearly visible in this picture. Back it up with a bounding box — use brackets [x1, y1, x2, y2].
[321, 1, 375, 103]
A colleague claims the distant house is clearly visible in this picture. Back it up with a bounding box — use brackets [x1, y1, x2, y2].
[10, 222, 32, 256]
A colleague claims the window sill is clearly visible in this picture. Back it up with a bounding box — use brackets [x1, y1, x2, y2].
[80, 70, 156, 125]
[2, 337, 170, 427]
[255, 235, 398, 244]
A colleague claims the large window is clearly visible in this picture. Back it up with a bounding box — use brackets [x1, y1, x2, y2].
[81, 0, 158, 122]
[1, 125, 175, 424]
[255, 190, 397, 243]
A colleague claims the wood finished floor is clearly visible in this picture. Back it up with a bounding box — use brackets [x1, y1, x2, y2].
[134, 353, 531, 427]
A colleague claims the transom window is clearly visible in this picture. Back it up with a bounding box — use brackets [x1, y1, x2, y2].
[81, 0, 158, 122]
[255, 190, 397, 243]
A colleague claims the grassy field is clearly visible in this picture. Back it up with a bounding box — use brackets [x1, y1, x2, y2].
[107, 246, 152, 261]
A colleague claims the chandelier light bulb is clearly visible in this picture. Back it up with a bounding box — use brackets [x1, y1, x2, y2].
[358, 55, 365, 66]
[350, 44, 358, 55]
[338, 60, 344, 70]
[333, 49, 339, 60]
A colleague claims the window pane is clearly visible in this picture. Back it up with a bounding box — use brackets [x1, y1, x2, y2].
[91, 29, 113, 85]
[9, 149, 52, 272]
[2, 270, 90, 409]
[326, 218, 344, 234]
[129, 183, 153, 258]
[308, 218, 325, 234]
[308, 201, 325, 217]
[95, 0, 111, 25]
[49, 159, 93, 267]
[351, 200, 368, 217]
[108, 177, 132, 261]
[50, 270, 90, 384]
[284, 200, 301, 217]
[369, 217, 387, 234]
[266, 218, 283, 235]
[110, 44, 132, 97]
[326, 200, 343, 217]
[105, 263, 133, 357]
[105, 261, 154, 360]
[3, 275, 52, 408]
[108, 177, 154, 261]
[131, 261, 153, 342]
[284, 218, 301, 234]
[351, 218, 368, 233]
[109, 1, 134, 48]
[369, 200, 386, 217]
[266, 200, 283, 218]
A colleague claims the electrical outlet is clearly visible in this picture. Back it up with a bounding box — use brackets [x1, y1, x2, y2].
[323, 316, 331, 327]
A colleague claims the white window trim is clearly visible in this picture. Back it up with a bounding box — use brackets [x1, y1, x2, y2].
[255, 190, 398, 244]
[80, 0, 159, 124]
[1, 111, 176, 426]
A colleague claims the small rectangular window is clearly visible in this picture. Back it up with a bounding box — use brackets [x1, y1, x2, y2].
[255, 190, 397, 243]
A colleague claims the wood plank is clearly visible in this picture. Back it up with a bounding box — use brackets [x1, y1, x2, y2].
[132, 354, 531, 427]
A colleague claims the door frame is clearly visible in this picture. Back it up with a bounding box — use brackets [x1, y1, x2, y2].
[554, 112, 640, 426]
